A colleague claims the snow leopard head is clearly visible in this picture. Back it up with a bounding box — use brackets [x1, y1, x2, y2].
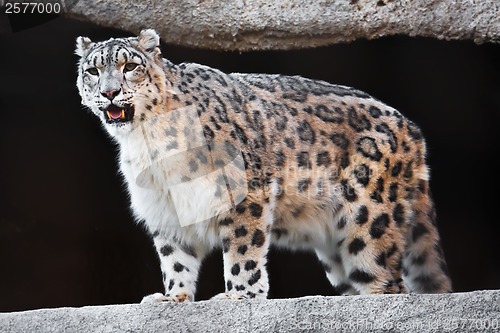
[76, 29, 166, 138]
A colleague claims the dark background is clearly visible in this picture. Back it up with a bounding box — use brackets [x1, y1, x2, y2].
[0, 13, 499, 312]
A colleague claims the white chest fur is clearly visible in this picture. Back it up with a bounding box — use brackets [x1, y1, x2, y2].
[116, 132, 222, 248]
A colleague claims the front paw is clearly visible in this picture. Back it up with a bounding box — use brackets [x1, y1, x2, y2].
[211, 291, 264, 300]
[211, 292, 247, 301]
[141, 291, 193, 304]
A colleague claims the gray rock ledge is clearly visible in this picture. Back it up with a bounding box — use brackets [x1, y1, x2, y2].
[1, 290, 499, 333]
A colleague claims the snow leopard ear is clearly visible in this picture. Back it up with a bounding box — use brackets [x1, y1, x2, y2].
[75, 36, 94, 57]
[137, 29, 161, 55]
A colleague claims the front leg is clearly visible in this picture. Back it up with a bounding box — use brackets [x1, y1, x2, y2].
[212, 199, 272, 300]
[141, 235, 206, 303]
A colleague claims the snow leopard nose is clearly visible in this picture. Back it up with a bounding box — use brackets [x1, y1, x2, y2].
[101, 89, 121, 101]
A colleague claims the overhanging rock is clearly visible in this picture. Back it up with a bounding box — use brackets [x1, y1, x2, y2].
[1, 290, 499, 332]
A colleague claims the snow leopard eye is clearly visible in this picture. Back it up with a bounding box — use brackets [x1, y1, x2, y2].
[86, 67, 99, 76]
[124, 63, 138, 72]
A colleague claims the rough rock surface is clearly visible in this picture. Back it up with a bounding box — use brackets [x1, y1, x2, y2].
[57, 0, 500, 50]
[1, 290, 499, 332]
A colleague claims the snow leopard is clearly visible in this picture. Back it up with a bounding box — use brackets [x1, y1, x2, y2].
[75, 29, 452, 302]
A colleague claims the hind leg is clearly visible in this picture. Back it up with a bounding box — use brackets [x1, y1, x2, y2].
[328, 204, 409, 295]
[315, 247, 358, 295]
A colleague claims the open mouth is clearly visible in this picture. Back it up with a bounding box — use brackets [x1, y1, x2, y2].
[104, 104, 135, 124]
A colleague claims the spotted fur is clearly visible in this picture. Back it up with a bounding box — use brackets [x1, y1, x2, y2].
[75, 29, 452, 302]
